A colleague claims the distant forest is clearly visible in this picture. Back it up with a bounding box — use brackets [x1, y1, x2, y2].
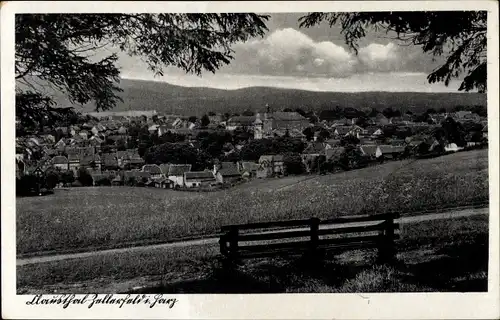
[53, 79, 487, 117]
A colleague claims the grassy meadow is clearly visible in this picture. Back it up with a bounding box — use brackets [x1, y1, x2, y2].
[17, 214, 489, 293]
[16, 149, 489, 255]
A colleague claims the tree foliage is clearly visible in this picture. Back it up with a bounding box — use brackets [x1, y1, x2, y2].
[15, 13, 269, 126]
[144, 142, 211, 170]
[299, 11, 487, 93]
[240, 137, 306, 161]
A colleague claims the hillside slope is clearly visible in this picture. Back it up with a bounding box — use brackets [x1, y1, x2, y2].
[52, 78, 486, 116]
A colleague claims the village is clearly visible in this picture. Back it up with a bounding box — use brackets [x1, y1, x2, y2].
[15, 105, 488, 194]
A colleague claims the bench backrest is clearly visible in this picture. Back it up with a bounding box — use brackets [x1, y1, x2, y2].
[219, 213, 400, 258]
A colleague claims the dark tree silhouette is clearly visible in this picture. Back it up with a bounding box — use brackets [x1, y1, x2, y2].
[16, 14, 269, 126]
[299, 11, 487, 93]
[201, 114, 210, 127]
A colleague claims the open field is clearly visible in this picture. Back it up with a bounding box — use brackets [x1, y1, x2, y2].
[16, 149, 489, 256]
[17, 213, 489, 293]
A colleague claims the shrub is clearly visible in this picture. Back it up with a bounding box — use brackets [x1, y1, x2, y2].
[77, 168, 93, 186]
[95, 177, 111, 186]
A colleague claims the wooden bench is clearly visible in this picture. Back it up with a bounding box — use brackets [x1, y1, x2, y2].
[219, 213, 400, 263]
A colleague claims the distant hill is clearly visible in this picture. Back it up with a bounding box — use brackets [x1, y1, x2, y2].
[53, 78, 486, 117]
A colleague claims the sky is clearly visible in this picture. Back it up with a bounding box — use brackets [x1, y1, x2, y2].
[105, 13, 463, 93]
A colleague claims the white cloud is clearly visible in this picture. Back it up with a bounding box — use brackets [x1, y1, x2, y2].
[231, 28, 357, 77]
[358, 42, 401, 71]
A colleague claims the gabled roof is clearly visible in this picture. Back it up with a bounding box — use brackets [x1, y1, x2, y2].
[258, 155, 284, 163]
[335, 126, 351, 135]
[52, 155, 68, 164]
[102, 153, 118, 166]
[217, 162, 240, 177]
[379, 145, 406, 154]
[68, 153, 79, 162]
[240, 161, 259, 172]
[116, 151, 129, 159]
[168, 164, 192, 176]
[185, 171, 215, 180]
[360, 145, 380, 156]
[142, 164, 162, 175]
[159, 164, 171, 174]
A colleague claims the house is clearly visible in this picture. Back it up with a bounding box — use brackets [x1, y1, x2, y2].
[167, 164, 192, 188]
[379, 145, 406, 160]
[96, 123, 106, 132]
[111, 174, 123, 186]
[254, 113, 264, 139]
[91, 126, 99, 136]
[325, 139, 341, 147]
[330, 118, 352, 126]
[117, 126, 128, 135]
[52, 155, 69, 171]
[347, 125, 365, 139]
[102, 153, 118, 169]
[148, 124, 159, 134]
[41, 134, 56, 144]
[226, 116, 256, 131]
[154, 177, 171, 189]
[266, 112, 309, 132]
[444, 143, 463, 152]
[142, 164, 163, 179]
[116, 151, 130, 168]
[123, 170, 151, 184]
[360, 145, 382, 159]
[371, 128, 384, 139]
[430, 113, 448, 124]
[256, 155, 285, 178]
[301, 142, 330, 172]
[80, 153, 102, 172]
[214, 162, 241, 184]
[333, 126, 351, 137]
[127, 149, 145, 168]
[391, 116, 414, 125]
[79, 130, 89, 140]
[371, 114, 390, 126]
[159, 164, 171, 176]
[482, 124, 488, 139]
[158, 125, 171, 137]
[68, 153, 80, 173]
[238, 161, 259, 178]
[54, 138, 66, 152]
[55, 126, 69, 136]
[453, 111, 481, 123]
[184, 171, 216, 188]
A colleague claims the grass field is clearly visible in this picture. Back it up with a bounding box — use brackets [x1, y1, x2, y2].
[17, 214, 489, 293]
[16, 149, 489, 255]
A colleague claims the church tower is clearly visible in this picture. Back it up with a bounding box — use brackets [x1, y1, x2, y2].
[254, 113, 263, 140]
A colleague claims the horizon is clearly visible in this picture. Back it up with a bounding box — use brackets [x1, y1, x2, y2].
[118, 72, 474, 94]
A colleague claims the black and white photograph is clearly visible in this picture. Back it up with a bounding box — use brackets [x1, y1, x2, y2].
[1, 1, 499, 319]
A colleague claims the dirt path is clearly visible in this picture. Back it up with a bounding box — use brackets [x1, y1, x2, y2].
[17, 207, 488, 266]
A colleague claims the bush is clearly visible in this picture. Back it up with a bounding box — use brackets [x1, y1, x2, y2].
[283, 152, 306, 175]
[16, 175, 40, 196]
[95, 177, 111, 186]
[77, 168, 93, 186]
[126, 177, 137, 186]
